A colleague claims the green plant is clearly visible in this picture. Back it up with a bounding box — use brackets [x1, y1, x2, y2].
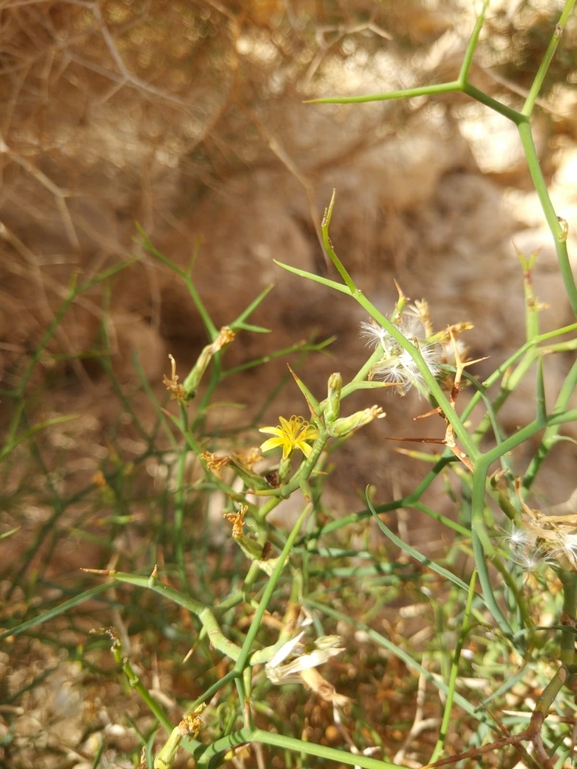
[3, 2, 577, 768]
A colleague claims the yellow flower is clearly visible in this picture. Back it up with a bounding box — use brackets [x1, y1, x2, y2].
[259, 415, 318, 460]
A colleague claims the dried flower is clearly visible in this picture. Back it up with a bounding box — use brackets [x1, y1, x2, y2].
[154, 706, 205, 769]
[503, 525, 534, 551]
[224, 506, 279, 574]
[259, 415, 319, 460]
[92, 471, 108, 489]
[265, 631, 350, 706]
[181, 327, 236, 400]
[223, 505, 247, 539]
[163, 354, 186, 401]
[201, 450, 231, 478]
[551, 532, 577, 571]
[506, 534, 555, 572]
[522, 509, 577, 571]
[501, 487, 577, 572]
[361, 316, 441, 395]
[232, 446, 262, 471]
[299, 667, 351, 708]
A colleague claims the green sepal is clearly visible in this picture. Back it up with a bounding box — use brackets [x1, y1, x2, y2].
[327, 406, 384, 438]
[324, 372, 342, 425]
[287, 365, 321, 417]
[234, 534, 280, 576]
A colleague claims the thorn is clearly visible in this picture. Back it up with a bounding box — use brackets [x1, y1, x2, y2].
[393, 279, 407, 302]
[448, 445, 473, 472]
[414, 406, 442, 420]
[386, 436, 445, 445]
[148, 564, 159, 587]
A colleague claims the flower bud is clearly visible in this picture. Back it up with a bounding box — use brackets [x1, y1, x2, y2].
[233, 534, 279, 575]
[278, 455, 292, 482]
[183, 327, 235, 400]
[324, 372, 342, 425]
[327, 405, 384, 437]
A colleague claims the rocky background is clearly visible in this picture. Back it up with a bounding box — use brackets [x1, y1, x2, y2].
[1, 0, 577, 542]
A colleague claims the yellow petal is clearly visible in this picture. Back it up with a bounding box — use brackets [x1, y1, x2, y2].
[297, 441, 313, 458]
[260, 437, 284, 453]
[259, 425, 283, 437]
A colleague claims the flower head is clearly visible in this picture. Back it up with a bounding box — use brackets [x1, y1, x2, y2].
[223, 505, 248, 539]
[505, 529, 555, 571]
[361, 315, 441, 395]
[501, 516, 577, 573]
[259, 415, 318, 460]
[201, 450, 231, 478]
[265, 631, 350, 707]
[503, 525, 534, 551]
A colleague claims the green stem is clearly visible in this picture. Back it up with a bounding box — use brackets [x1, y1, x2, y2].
[305, 599, 495, 726]
[9, 260, 134, 397]
[523, 1, 577, 117]
[429, 571, 477, 764]
[137, 227, 217, 337]
[300, 456, 454, 542]
[0, 583, 111, 641]
[192, 726, 406, 769]
[491, 553, 535, 635]
[462, 82, 523, 123]
[471, 522, 513, 639]
[463, 324, 577, 433]
[458, 0, 489, 83]
[121, 655, 174, 733]
[480, 409, 577, 469]
[108, 571, 244, 660]
[557, 570, 577, 675]
[471, 458, 514, 638]
[517, 120, 577, 315]
[523, 358, 577, 492]
[174, 403, 189, 582]
[234, 503, 312, 672]
[278, 252, 478, 460]
[322, 191, 357, 293]
[305, 80, 462, 105]
[469, 395, 577, 640]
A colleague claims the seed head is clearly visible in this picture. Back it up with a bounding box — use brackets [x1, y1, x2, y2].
[360, 316, 441, 395]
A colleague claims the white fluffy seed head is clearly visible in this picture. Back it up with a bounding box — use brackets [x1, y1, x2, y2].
[361, 317, 441, 395]
[360, 320, 388, 349]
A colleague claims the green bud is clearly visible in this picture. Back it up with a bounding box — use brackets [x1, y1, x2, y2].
[313, 635, 344, 651]
[278, 455, 292, 482]
[327, 405, 384, 438]
[183, 327, 235, 400]
[154, 726, 183, 769]
[154, 712, 204, 769]
[182, 346, 212, 400]
[234, 533, 263, 560]
[230, 462, 273, 492]
[235, 535, 280, 576]
[324, 372, 342, 425]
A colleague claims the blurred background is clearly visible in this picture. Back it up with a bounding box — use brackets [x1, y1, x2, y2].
[2, 0, 577, 505]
